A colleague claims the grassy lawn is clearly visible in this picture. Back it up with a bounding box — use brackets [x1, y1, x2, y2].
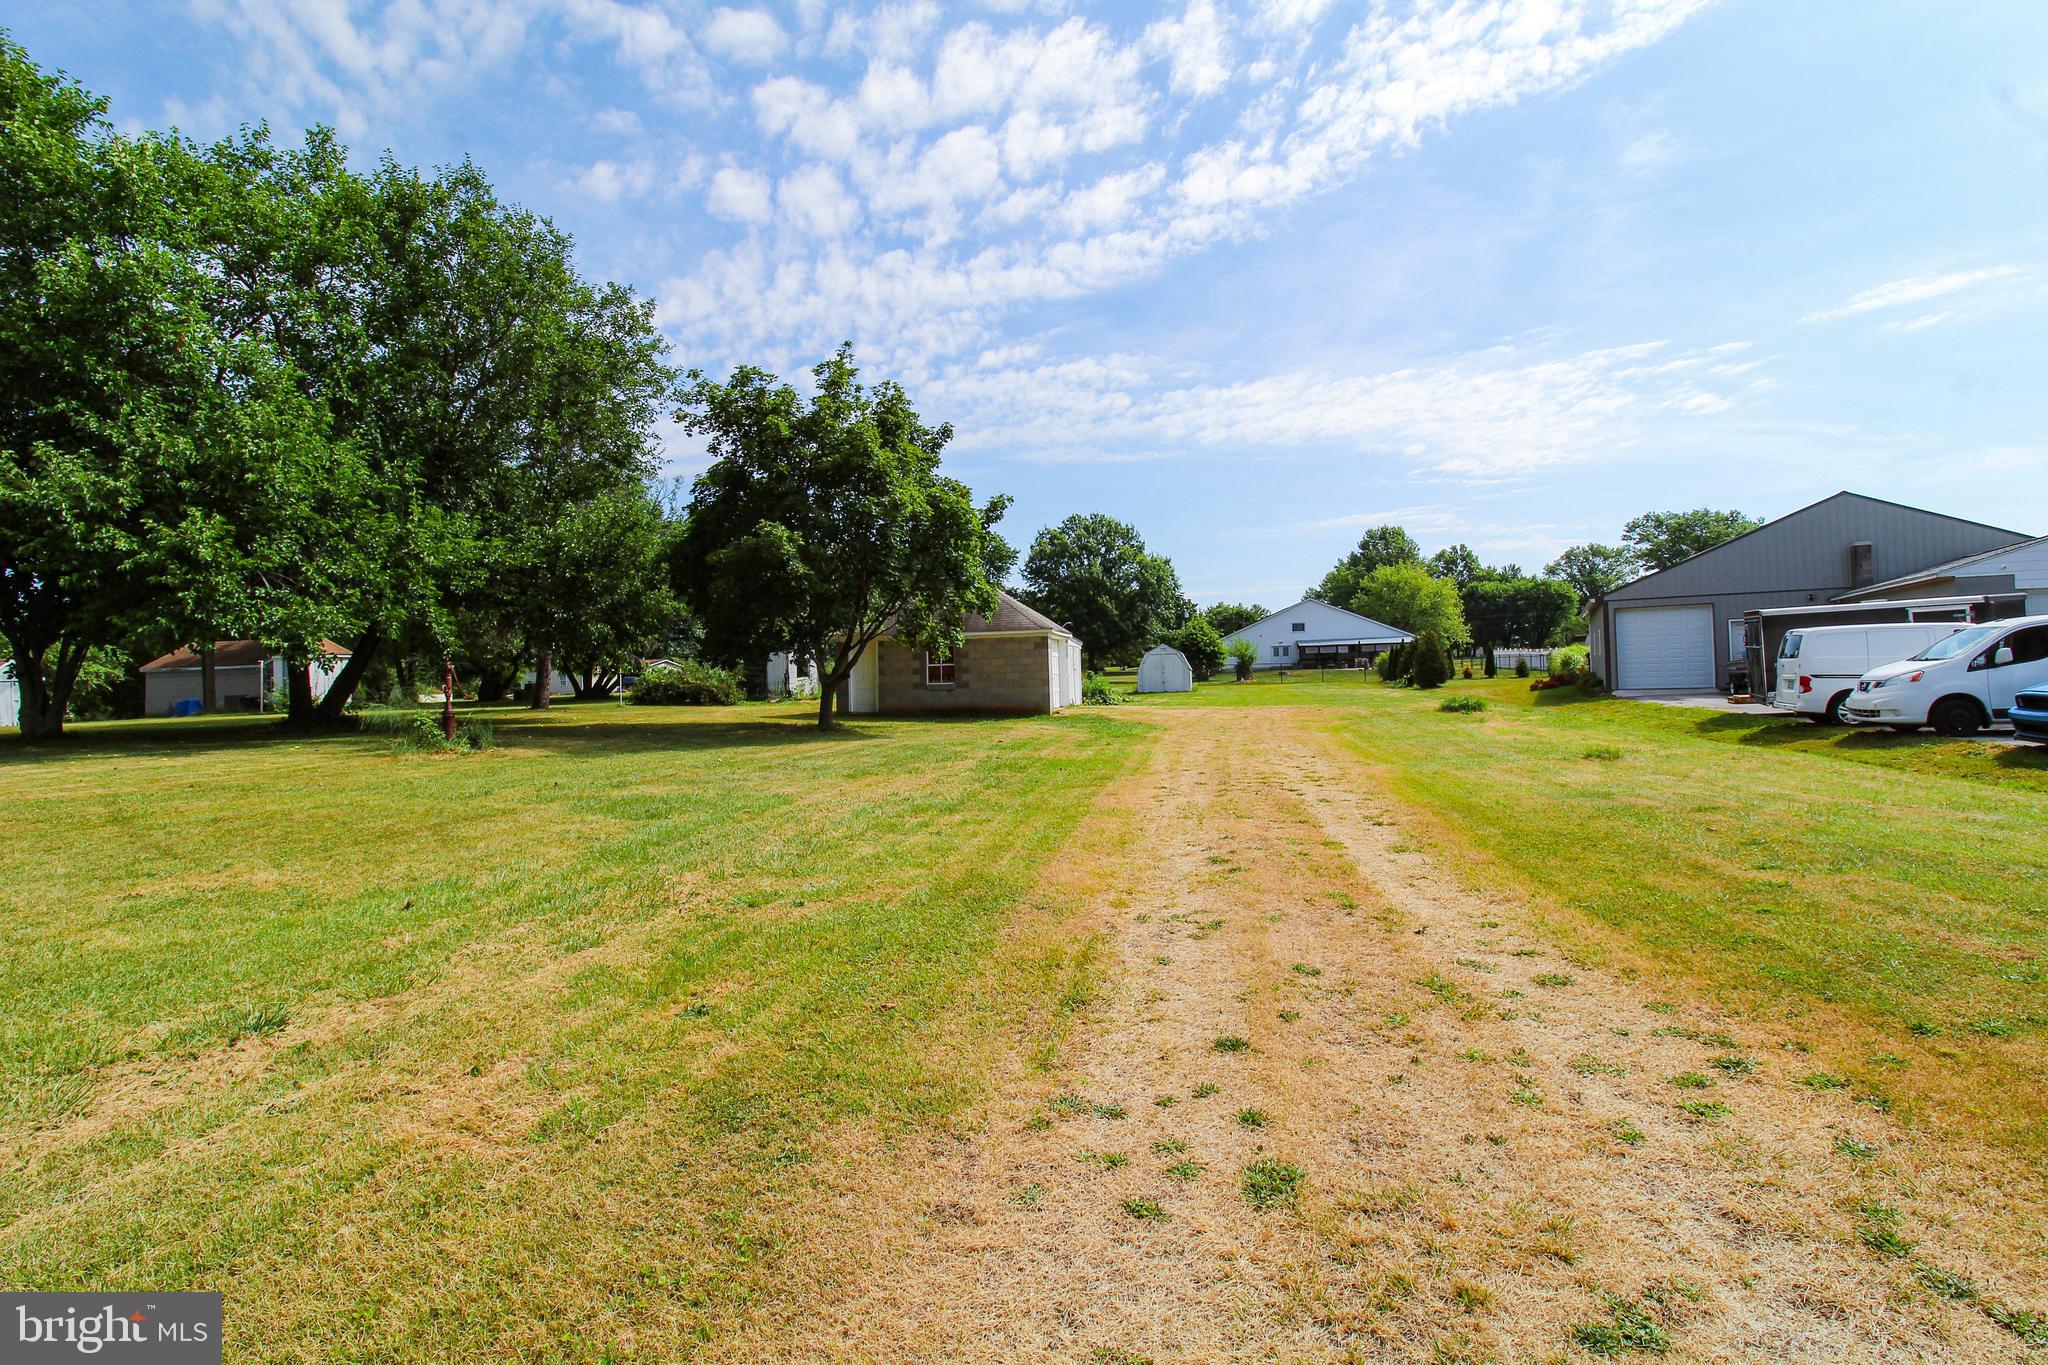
[1150, 670, 2048, 1149]
[0, 702, 1144, 1358]
[6, 673, 2045, 1357]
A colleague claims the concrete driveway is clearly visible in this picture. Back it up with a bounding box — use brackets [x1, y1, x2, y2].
[1616, 688, 2032, 742]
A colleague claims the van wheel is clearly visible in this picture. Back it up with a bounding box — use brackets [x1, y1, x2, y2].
[1815, 691, 1852, 726]
[1930, 697, 1984, 737]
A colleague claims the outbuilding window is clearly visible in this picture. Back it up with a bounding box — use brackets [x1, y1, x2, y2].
[1291, 622, 1305, 632]
[925, 652, 956, 686]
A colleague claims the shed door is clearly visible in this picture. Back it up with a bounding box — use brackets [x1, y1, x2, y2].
[1614, 605, 1714, 690]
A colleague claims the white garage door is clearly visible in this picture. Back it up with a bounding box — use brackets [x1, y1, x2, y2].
[1614, 605, 1714, 690]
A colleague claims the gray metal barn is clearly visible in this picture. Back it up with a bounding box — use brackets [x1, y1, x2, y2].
[1587, 492, 2028, 694]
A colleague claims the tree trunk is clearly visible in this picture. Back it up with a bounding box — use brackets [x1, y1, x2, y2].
[15, 643, 87, 742]
[316, 626, 383, 722]
[532, 645, 552, 710]
[442, 661, 457, 742]
[816, 676, 837, 728]
[200, 642, 218, 713]
[286, 661, 315, 725]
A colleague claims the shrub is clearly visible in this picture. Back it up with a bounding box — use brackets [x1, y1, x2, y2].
[1461, 664, 1473, 679]
[1483, 649, 1498, 679]
[1546, 644, 1591, 681]
[1164, 618, 1227, 681]
[371, 709, 494, 753]
[1438, 696, 1486, 714]
[629, 660, 743, 706]
[1514, 657, 1531, 678]
[1227, 638, 1258, 682]
[1409, 631, 1453, 690]
[1379, 641, 1410, 682]
[1082, 672, 1126, 705]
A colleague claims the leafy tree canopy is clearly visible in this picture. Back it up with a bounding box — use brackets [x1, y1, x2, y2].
[675, 345, 1005, 727]
[1328, 563, 1469, 646]
[1163, 616, 1226, 681]
[1544, 543, 1637, 606]
[1020, 513, 1183, 669]
[1203, 602, 1267, 637]
[1621, 508, 1762, 572]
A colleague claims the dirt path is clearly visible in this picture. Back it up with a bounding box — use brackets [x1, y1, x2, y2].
[753, 706, 2039, 1363]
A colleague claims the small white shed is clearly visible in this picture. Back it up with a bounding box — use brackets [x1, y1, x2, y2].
[1136, 644, 1194, 693]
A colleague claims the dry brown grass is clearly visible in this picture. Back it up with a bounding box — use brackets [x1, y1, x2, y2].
[731, 707, 2044, 1363]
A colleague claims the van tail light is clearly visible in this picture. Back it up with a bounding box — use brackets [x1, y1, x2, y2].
[1798, 675, 1812, 693]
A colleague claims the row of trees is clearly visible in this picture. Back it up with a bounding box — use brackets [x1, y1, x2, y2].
[1305, 505, 1762, 671]
[2, 39, 679, 739]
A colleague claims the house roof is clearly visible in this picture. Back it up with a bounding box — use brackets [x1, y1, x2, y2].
[1594, 491, 2031, 607]
[1223, 597, 1415, 642]
[962, 590, 1073, 637]
[143, 639, 350, 671]
[1832, 532, 2048, 602]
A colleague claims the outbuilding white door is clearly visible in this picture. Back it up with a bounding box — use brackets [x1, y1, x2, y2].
[1614, 605, 1714, 690]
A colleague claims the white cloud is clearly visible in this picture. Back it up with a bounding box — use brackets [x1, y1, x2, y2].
[1057, 164, 1167, 233]
[589, 106, 644, 135]
[573, 158, 656, 202]
[779, 163, 861, 237]
[707, 167, 774, 223]
[857, 62, 932, 130]
[701, 8, 788, 65]
[1801, 266, 2026, 323]
[1145, 1, 1234, 98]
[929, 339, 1768, 478]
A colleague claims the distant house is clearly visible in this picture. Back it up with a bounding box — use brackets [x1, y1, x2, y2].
[1217, 598, 1412, 670]
[1587, 492, 2027, 694]
[839, 590, 1083, 715]
[766, 651, 820, 698]
[141, 640, 351, 715]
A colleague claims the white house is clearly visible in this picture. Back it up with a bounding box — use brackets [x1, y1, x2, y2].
[1218, 598, 1413, 671]
[0, 661, 17, 730]
[141, 640, 351, 715]
[766, 651, 820, 698]
[1136, 643, 1193, 693]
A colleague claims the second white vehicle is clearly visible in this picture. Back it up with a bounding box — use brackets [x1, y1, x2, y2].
[1844, 614, 2048, 735]
[1770, 622, 1961, 723]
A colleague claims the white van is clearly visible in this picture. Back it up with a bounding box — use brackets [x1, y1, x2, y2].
[1844, 614, 2048, 735]
[1771, 622, 1961, 723]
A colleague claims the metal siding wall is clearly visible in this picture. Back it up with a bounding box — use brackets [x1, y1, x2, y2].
[1607, 496, 2026, 606]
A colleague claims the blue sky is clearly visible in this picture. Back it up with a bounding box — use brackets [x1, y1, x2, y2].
[15, 1, 2048, 605]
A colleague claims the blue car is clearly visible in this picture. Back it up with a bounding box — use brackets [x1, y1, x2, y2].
[2014, 688, 2048, 743]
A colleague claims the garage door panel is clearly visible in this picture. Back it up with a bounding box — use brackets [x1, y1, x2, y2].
[1615, 605, 1714, 690]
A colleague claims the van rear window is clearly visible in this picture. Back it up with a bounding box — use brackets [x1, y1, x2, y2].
[1779, 633, 1801, 659]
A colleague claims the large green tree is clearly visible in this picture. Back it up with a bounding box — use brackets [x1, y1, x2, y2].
[1621, 508, 1762, 572]
[1203, 602, 1267, 637]
[1019, 513, 1183, 670]
[0, 40, 366, 738]
[675, 345, 1007, 728]
[1463, 577, 1578, 662]
[1331, 563, 1469, 647]
[1544, 543, 1636, 607]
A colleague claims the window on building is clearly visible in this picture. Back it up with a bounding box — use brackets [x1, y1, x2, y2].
[1291, 621, 1306, 632]
[925, 652, 956, 686]
[1272, 644, 1289, 658]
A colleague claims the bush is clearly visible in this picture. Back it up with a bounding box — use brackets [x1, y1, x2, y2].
[1514, 657, 1531, 678]
[1164, 618, 1227, 681]
[1438, 696, 1486, 714]
[1227, 638, 1258, 681]
[363, 708, 494, 753]
[629, 660, 743, 706]
[1461, 664, 1473, 679]
[1546, 644, 1591, 681]
[1483, 649, 1498, 679]
[1409, 631, 1453, 690]
[1082, 671, 1126, 705]
[1378, 641, 1408, 682]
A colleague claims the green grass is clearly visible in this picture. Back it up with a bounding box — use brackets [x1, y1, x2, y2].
[1156, 671, 2048, 1148]
[0, 700, 1143, 1357]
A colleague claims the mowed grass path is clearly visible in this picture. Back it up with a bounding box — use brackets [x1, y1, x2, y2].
[1155, 671, 2048, 1151]
[0, 704, 1144, 1359]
